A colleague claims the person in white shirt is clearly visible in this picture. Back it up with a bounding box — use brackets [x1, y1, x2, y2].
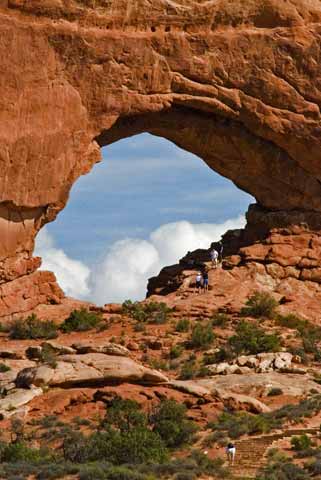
[210, 248, 219, 268]
[195, 272, 202, 294]
[226, 443, 236, 465]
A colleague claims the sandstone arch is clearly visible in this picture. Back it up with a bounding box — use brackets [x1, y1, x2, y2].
[1, 0, 321, 317]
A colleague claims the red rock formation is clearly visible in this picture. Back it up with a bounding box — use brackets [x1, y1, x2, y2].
[2, 0, 321, 315]
[147, 204, 321, 321]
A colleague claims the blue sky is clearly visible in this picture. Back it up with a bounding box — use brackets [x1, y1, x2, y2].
[45, 133, 253, 266]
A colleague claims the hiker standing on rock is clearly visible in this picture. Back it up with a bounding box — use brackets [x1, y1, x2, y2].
[202, 269, 209, 292]
[210, 248, 219, 268]
[226, 442, 236, 465]
[195, 272, 202, 294]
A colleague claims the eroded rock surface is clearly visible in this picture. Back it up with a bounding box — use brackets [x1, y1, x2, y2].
[15, 353, 169, 388]
[2, 1, 321, 315]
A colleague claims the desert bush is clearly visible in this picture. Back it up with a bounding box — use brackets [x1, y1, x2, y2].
[291, 434, 312, 451]
[306, 458, 321, 476]
[203, 347, 234, 365]
[0, 363, 10, 372]
[62, 398, 169, 466]
[241, 291, 278, 319]
[174, 473, 195, 480]
[189, 323, 215, 349]
[272, 394, 321, 423]
[60, 309, 102, 333]
[179, 359, 198, 380]
[229, 321, 280, 355]
[169, 345, 183, 359]
[147, 450, 228, 479]
[152, 399, 198, 448]
[36, 463, 79, 480]
[122, 301, 172, 324]
[175, 318, 190, 333]
[211, 312, 229, 327]
[105, 466, 153, 480]
[275, 313, 308, 332]
[209, 411, 277, 439]
[9, 314, 58, 340]
[148, 358, 169, 371]
[0, 442, 51, 463]
[256, 456, 309, 480]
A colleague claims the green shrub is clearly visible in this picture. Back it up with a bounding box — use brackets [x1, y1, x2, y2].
[203, 347, 234, 364]
[209, 395, 321, 441]
[0, 363, 10, 372]
[0, 442, 50, 463]
[175, 318, 190, 333]
[147, 451, 228, 479]
[105, 466, 153, 480]
[60, 309, 102, 333]
[229, 321, 280, 355]
[62, 398, 169, 466]
[291, 434, 311, 451]
[152, 400, 198, 448]
[241, 291, 278, 319]
[256, 456, 309, 480]
[169, 345, 183, 359]
[189, 323, 215, 349]
[122, 301, 172, 324]
[9, 314, 58, 340]
[306, 458, 321, 476]
[211, 312, 229, 327]
[209, 411, 277, 439]
[179, 359, 198, 380]
[275, 313, 308, 332]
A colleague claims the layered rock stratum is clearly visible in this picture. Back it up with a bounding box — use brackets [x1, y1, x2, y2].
[2, 0, 321, 316]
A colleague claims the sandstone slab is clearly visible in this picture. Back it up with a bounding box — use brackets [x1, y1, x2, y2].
[15, 354, 168, 388]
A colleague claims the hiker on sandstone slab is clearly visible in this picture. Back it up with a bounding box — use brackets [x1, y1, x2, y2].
[226, 442, 236, 465]
[195, 272, 202, 294]
[210, 248, 219, 268]
[218, 241, 224, 262]
[202, 270, 209, 292]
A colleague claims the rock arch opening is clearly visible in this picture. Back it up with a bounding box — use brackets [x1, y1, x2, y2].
[2, 0, 321, 319]
[37, 132, 252, 304]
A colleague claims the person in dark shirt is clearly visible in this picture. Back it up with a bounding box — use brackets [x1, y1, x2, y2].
[202, 270, 209, 292]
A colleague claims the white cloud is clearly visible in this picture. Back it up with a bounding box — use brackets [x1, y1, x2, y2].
[35, 228, 91, 299]
[35, 216, 245, 305]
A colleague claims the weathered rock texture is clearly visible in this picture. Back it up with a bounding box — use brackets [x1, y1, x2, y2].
[147, 204, 321, 321]
[2, 1, 321, 315]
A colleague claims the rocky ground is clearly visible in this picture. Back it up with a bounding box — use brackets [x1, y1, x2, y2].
[2, 251, 321, 479]
[1, 207, 321, 479]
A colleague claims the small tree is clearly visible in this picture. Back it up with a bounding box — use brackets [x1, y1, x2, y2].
[152, 400, 198, 448]
[229, 321, 280, 355]
[60, 309, 102, 333]
[241, 291, 278, 319]
[291, 434, 311, 451]
[189, 323, 215, 349]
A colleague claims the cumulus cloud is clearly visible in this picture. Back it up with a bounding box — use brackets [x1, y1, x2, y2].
[35, 228, 91, 299]
[35, 216, 245, 305]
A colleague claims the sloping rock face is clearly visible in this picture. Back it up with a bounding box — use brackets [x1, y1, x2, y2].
[2, 1, 321, 315]
[147, 204, 321, 321]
